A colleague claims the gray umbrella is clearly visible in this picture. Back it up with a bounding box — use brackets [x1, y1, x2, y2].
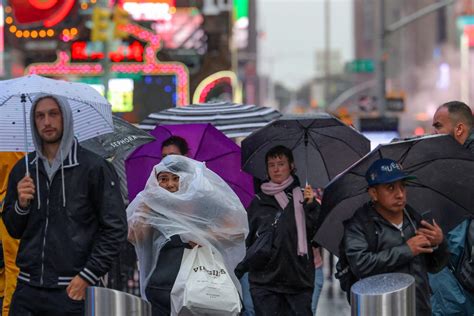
[138, 101, 281, 138]
[241, 113, 370, 189]
[81, 115, 155, 203]
[315, 134, 474, 256]
[80, 116, 154, 159]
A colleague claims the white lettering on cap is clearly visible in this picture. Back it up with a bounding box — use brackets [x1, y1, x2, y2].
[380, 162, 402, 172]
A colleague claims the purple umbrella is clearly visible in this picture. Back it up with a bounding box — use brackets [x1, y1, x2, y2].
[125, 124, 254, 207]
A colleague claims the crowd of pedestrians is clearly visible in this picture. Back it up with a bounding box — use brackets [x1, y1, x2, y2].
[1, 94, 474, 316]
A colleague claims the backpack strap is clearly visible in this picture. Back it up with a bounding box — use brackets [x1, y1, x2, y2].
[336, 205, 378, 303]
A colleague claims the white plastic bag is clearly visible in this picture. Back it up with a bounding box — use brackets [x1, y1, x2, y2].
[170, 246, 242, 316]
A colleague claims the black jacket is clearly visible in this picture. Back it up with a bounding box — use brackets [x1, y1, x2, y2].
[3, 141, 127, 288]
[344, 202, 449, 315]
[246, 181, 320, 293]
[464, 129, 474, 153]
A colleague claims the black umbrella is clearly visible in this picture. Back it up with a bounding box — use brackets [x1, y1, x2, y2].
[241, 113, 370, 189]
[315, 134, 474, 256]
[80, 115, 155, 203]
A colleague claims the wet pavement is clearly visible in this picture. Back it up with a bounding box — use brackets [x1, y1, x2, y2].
[315, 278, 351, 315]
[315, 251, 350, 316]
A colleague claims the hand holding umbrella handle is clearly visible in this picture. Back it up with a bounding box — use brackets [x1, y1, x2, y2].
[303, 184, 315, 203]
[17, 175, 35, 209]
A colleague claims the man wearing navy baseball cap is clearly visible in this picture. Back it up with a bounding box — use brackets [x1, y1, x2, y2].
[341, 158, 449, 315]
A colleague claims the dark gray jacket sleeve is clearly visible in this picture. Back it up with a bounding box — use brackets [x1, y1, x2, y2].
[79, 161, 127, 285]
[344, 220, 414, 279]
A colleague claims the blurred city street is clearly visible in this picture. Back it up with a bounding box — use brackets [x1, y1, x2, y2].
[316, 251, 351, 316]
[316, 278, 351, 316]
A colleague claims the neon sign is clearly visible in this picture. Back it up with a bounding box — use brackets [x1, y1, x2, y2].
[5, 0, 79, 40]
[193, 71, 240, 103]
[8, 0, 75, 27]
[26, 22, 189, 106]
[123, 2, 172, 21]
[71, 41, 144, 62]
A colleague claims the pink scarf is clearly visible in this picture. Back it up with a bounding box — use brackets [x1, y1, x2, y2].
[260, 176, 308, 256]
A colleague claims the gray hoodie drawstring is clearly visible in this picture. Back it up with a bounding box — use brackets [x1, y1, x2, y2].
[36, 159, 41, 210]
[60, 149, 66, 207]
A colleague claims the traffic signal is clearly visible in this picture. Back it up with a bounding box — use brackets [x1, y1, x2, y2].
[113, 7, 130, 40]
[91, 7, 111, 42]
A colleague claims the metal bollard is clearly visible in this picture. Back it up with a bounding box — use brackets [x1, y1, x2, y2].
[85, 287, 152, 316]
[350, 273, 416, 316]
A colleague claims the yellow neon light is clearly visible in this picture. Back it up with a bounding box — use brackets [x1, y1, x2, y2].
[192, 70, 239, 104]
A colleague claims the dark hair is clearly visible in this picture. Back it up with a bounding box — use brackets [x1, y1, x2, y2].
[265, 145, 295, 168]
[161, 136, 189, 156]
[440, 101, 473, 128]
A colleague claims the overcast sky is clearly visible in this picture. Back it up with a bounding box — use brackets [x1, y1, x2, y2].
[257, 0, 354, 90]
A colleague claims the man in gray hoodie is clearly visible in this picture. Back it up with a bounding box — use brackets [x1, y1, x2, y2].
[3, 94, 127, 315]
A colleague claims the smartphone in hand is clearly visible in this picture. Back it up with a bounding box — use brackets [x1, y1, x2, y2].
[421, 210, 435, 224]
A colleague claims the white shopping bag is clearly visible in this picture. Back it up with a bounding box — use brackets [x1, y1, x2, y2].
[170, 246, 242, 316]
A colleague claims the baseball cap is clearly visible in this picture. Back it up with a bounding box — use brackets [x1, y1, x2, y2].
[365, 158, 416, 187]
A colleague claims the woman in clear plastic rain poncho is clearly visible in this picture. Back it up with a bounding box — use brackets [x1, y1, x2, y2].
[127, 155, 249, 315]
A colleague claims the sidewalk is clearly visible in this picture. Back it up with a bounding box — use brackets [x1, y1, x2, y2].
[315, 250, 350, 316]
[315, 278, 350, 316]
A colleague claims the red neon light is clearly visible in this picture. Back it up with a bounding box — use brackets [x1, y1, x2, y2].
[28, 0, 58, 10]
[199, 77, 231, 103]
[71, 41, 144, 62]
[9, 0, 75, 27]
[71, 41, 87, 59]
[44, 0, 75, 27]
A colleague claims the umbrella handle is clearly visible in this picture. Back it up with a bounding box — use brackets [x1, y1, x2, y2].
[21, 94, 29, 176]
[304, 131, 308, 186]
